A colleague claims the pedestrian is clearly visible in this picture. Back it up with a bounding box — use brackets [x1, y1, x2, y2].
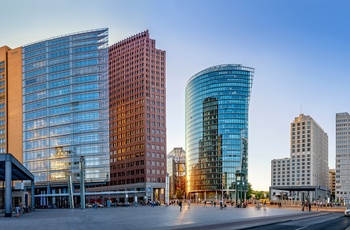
[203, 200, 206, 207]
[301, 201, 305, 212]
[308, 202, 311, 212]
[179, 200, 182, 211]
[213, 201, 216, 208]
[263, 201, 266, 211]
[188, 200, 190, 209]
[16, 205, 20, 217]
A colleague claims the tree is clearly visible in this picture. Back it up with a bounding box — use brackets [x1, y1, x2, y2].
[252, 191, 270, 200]
[175, 188, 185, 199]
[246, 183, 253, 199]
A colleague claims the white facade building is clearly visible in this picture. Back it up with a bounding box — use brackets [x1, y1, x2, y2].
[270, 114, 329, 202]
[271, 158, 290, 187]
[335, 112, 350, 204]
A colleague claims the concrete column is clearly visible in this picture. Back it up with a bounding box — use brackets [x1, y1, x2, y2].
[165, 173, 169, 205]
[31, 180, 35, 209]
[47, 182, 50, 206]
[5, 159, 12, 217]
[80, 156, 85, 210]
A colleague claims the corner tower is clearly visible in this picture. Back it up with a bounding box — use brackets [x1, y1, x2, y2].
[185, 64, 254, 203]
[109, 31, 167, 203]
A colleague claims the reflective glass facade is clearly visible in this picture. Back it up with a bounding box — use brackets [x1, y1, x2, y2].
[185, 64, 254, 200]
[22, 28, 110, 185]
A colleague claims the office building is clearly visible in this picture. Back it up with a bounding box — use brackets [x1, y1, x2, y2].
[22, 28, 110, 207]
[335, 112, 350, 204]
[185, 64, 254, 203]
[270, 158, 290, 187]
[167, 147, 186, 199]
[0, 46, 23, 162]
[270, 114, 329, 202]
[290, 114, 328, 187]
[108, 30, 167, 203]
[329, 169, 335, 201]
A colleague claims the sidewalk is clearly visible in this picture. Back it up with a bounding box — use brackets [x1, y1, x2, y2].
[0, 205, 335, 230]
[167, 211, 331, 230]
[266, 204, 345, 213]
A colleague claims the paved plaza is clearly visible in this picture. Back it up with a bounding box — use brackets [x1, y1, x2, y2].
[0, 205, 337, 230]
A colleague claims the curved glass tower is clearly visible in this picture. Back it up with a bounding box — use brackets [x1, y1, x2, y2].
[22, 28, 110, 206]
[185, 64, 254, 203]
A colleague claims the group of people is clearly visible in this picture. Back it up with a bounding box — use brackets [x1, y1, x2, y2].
[301, 200, 312, 212]
[203, 200, 215, 207]
[15, 203, 32, 217]
[175, 200, 191, 211]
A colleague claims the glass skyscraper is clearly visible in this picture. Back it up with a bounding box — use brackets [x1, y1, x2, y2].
[22, 28, 110, 206]
[185, 64, 254, 203]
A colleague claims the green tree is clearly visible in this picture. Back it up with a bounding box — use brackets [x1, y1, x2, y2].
[175, 188, 185, 199]
[251, 190, 270, 200]
[246, 182, 253, 199]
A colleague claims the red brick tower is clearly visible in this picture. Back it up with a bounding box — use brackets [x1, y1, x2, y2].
[109, 31, 166, 203]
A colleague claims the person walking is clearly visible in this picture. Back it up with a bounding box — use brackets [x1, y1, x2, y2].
[308, 201, 311, 212]
[15, 205, 20, 217]
[188, 200, 190, 209]
[179, 200, 183, 211]
[301, 201, 305, 212]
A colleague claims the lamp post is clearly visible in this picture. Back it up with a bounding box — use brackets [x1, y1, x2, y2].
[235, 171, 241, 207]
[222, 173, 225, 206]
[79, 156, 85, 210]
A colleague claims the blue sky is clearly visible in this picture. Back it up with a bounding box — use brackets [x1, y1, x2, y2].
[2, 0, 349, 190]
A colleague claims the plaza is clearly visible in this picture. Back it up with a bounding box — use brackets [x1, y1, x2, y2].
[0, 204, 334, 230]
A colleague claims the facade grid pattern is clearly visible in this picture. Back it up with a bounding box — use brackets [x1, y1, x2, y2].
[108, 30, 166, 203]
[22, 28, 110, 190]
[270, 114, 329, 202]
[335, 112, 350, 203]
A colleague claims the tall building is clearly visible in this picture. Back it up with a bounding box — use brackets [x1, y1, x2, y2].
[0, 46, 23, 161]
[167, 147, 186, 199]
[185, 64, 254, 202]
[270, 114, 329, 202]
[22, 28, 110, 207]
[329, 169, 335, 201]
[108, 31, 166, 203]
[290, 114, 328, 187]
[335, 112, 350, 204]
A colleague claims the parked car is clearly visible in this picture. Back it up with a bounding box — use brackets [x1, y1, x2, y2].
[344, 206, 350, 216]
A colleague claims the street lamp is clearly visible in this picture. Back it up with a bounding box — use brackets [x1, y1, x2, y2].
[235, 170, 247, 207]
[222, 173, 225, 206]
[235, 171, 242, 207]
[79, 156, 85, 210]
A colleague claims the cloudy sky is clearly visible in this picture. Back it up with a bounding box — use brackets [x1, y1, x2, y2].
[2, 0, 349, 190]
